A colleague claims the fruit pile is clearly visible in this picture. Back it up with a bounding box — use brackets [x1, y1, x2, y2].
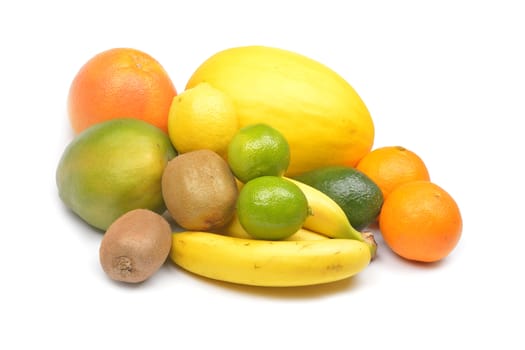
[56, 46, 462, 287]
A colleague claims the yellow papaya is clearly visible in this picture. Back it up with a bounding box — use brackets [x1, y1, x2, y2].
[185, 45, 374, 176]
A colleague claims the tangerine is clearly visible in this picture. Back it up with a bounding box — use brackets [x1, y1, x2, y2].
[67, 47, 177, 134]
[379, 181, 462, 262]
[356, 146, 430, 199]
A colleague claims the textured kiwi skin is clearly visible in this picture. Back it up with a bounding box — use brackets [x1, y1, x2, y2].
[161, 149, 239, 231]
[99, 209, 172, 283]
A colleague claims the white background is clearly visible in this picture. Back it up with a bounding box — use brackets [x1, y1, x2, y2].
[1, 1, 524, 349]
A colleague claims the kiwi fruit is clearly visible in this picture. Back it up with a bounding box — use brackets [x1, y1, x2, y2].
[161, 149, 238, 230]
[99, 208, 172, 283]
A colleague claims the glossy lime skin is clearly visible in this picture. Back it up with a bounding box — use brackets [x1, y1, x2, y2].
[56, 119, 177, 230]
[227, 123, 290, 183]
[237, 176, 308, 240]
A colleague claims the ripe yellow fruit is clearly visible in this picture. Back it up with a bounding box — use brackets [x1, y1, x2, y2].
[168, 82, 238, 158]
[186, 45, 374, 176]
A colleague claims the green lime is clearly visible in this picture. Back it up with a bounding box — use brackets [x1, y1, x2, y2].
[237, 176, 309, 240]
[294, 166, 383, 230]
[56, 118, 177, 231]
[227, 123, 290, 183]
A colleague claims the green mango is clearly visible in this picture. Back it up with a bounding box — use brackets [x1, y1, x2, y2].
[56, 118, 176, 231]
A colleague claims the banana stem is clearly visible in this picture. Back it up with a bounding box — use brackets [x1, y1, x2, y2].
[361, 231, 377, 260]
[347, 224, 377, 260]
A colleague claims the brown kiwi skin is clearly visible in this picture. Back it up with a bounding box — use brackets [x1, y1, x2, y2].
[99, 208, 172, 283]
[161, 149, 238, 231]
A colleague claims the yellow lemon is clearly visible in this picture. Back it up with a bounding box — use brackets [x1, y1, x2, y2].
[168, 82, 238, 158]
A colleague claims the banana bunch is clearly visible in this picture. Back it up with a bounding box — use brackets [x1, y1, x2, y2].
[170, 231, 371, 287]
[286, 178, 377, 257]
[169, 179, 376, 287]
[222, 177, 376, 257]
[218, 212, 329, 241]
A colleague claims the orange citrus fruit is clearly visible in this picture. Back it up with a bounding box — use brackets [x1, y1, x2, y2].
[67, 47, 177, 134]
[356, 146, 430, 199]
[379, 181, 462, 262]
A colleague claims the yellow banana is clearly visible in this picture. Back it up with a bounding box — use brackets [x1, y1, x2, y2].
[285, 177, 377, 258]
[285, 177, 360, 239]
[170, 231, 371, 287]
[218, 212, 328, 241]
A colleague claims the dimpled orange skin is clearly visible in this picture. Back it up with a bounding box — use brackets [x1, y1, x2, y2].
[67, 48, 177, 134]
[379, 181, 462, 263]
[356, 146, 430, 200]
